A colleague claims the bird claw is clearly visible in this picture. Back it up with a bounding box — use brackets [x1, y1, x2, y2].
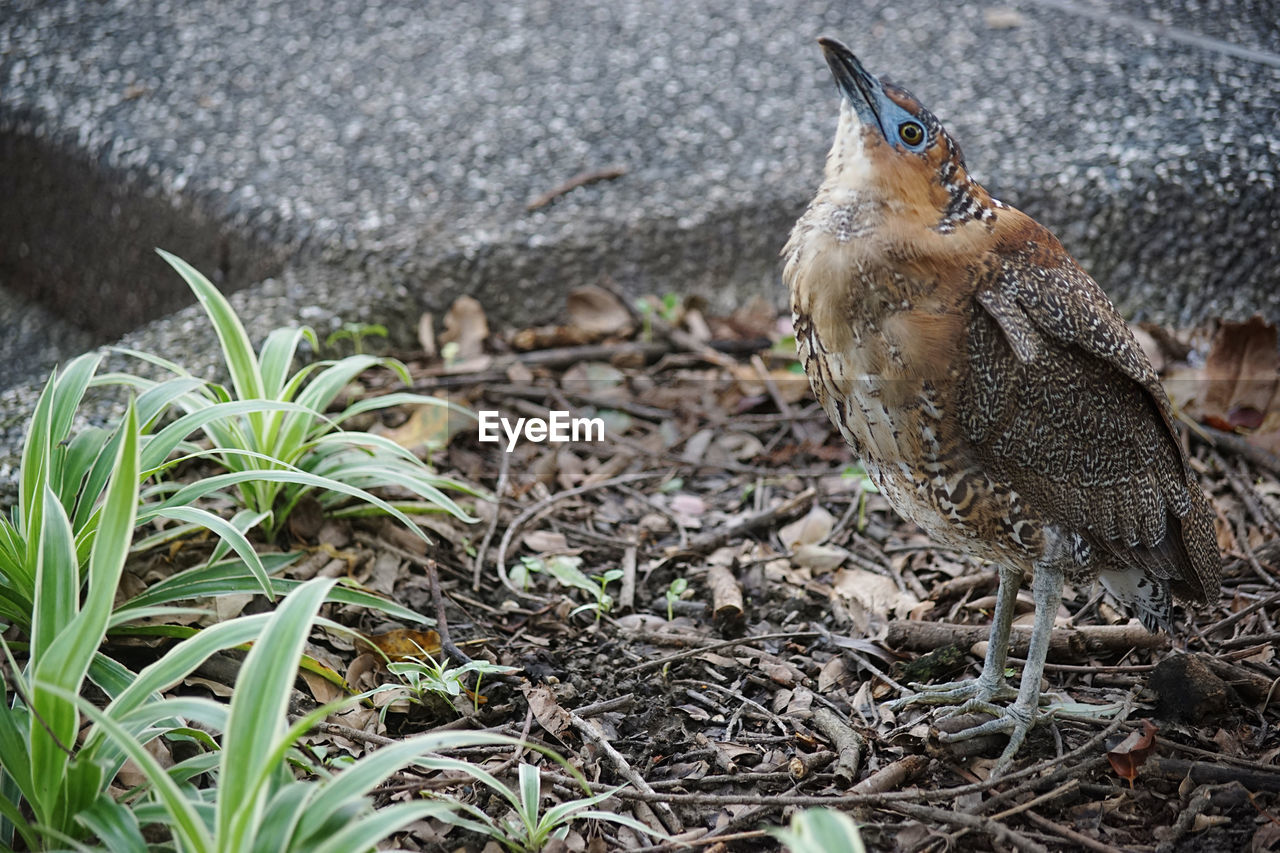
[936, 701, 1040, 775]
[887, 677, 1015, 714]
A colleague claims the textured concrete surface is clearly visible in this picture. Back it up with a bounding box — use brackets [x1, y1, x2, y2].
[1, 0, 1278, 495]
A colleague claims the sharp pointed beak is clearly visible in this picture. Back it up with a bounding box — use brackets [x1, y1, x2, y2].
[817, 37, 884, 131]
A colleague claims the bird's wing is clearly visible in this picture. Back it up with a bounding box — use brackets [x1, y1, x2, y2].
[962, 236, 1217, 601]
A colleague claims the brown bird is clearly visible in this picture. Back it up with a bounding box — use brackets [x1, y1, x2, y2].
[784, 37, 1220, 769]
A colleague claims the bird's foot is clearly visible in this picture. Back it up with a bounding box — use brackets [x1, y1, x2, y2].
[887, 676, 1016, 714]
[936, 700, 1041, 776]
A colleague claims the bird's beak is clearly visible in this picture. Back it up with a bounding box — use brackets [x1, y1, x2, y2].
[818, 37, 886, 135]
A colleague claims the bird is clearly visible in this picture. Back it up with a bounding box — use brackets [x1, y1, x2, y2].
[783, 36, 1220, 770]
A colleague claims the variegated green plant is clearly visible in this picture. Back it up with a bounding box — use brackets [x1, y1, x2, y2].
[422, 760, 664, 852]
[770, 808, 867, 853]
[0, 351, 431, 643]
[101, 249, 482, 544]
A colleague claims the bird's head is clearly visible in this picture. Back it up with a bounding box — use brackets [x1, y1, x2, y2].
[816, 37, 996, 234]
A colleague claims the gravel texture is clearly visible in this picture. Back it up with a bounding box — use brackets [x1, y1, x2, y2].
[1, 0, 1277, 499]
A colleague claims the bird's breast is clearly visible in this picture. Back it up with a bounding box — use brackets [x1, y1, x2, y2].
[792, 293, 1045, 566]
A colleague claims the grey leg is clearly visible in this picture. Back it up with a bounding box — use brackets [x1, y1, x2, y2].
[939, 560, 1065, 774]
[888, 563, 1023, 711]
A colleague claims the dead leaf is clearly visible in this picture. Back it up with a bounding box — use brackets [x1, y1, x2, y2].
[1173, 316, 1280, 455]
[358, 628, 442, 661]
[779, 506, 835, 550]
[1202, 316, 1280, 427]
[510, 324, 596, 351]
[561, 361, 626, 396]
[711, 741, 761, 768]
[566, 285, 632, 336]
[118, 735, 172, 788]
[675, 703, 711, 721]
[792, 543, 849, 571]
[439, 295, 489, 359]
[521, 684, 573, 741]
[287, 494, 325, 541]
[706, 295, 778, 341]
[345, 652, 383, 690]
[214, 593, 254, 622]
[1106, 718, 1157, 787]
[417, 312, 436, 357]
[830, 568, 920, 635]
[1251, 819, 1280, 852]
[523, 530, 569, 552]
[729, 364, 810, 404]
[184, 675, 234, 698]
[301, 668, 346, 704]
[379, 400, 468, 452]
[710, 432, 764, 463]
[817, 657, 850, 692]
[760, 661, 797, 687]
[669, 494, 706, 517]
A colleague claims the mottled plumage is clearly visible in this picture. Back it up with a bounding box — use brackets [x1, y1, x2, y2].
[785, 37, 1219, 769]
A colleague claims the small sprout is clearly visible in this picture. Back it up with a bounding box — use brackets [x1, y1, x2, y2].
[659, 292, 681, 322]
[387, 651, 519, 718]
[665, 577, 688, 621]
[325, 321, 388, 355]
[440, 340, 461, 367]
[511, 555, 545, 590]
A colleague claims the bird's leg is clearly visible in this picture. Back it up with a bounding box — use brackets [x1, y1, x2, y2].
[939, 560, 1066, 774]
[888, 564, 1022, 711]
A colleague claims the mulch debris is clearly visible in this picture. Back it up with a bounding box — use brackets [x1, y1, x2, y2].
[158, 288, 1280, 851]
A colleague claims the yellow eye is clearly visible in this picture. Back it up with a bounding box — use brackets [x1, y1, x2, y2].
[898, 122, 924, 146]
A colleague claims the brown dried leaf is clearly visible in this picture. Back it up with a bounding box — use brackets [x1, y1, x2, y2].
[345, 652, 383, 691]
[439, 295, 489, 359]
[378, 400, 467, 452]
[817, 656, 850, 692]
[417, 312, 436, 357]
[561, 361, 626, 395]
[779, 506, 835, 549]
[669, 494, 706, 518]
[300, 668, 345, 704]
[510, 324, 596, 351]
[523, 530, 569, 552]
[358, 628, 442, 661]
[1106, 718, 1157, 786]
[1176, 316, 1280, 453]
[566, 285, 633, 336]
[792, 543, 849, 571]
[829, 568, 920, 635]
[713, 295, 779, 341]
[521, 684, 573, 741]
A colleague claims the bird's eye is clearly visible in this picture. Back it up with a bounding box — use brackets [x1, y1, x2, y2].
[898, 122, 924, 146]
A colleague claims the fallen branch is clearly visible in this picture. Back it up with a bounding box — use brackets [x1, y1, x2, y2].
[849, 754, 929, 794]
[566, 708, 684, 835]
[526, 165, 626, 211]
[811, 706, 866, 786]
[1193, 422, 1280, 479]
[886, 802, 1050, 853]
[706, 565, 744, 623]
[621, 630, 820, 674]
[1024, 812, 1127, 853]
[1145, 757, 1280, 791]
[886, 620, 1168, 659]
[471, 447, 510, 591]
